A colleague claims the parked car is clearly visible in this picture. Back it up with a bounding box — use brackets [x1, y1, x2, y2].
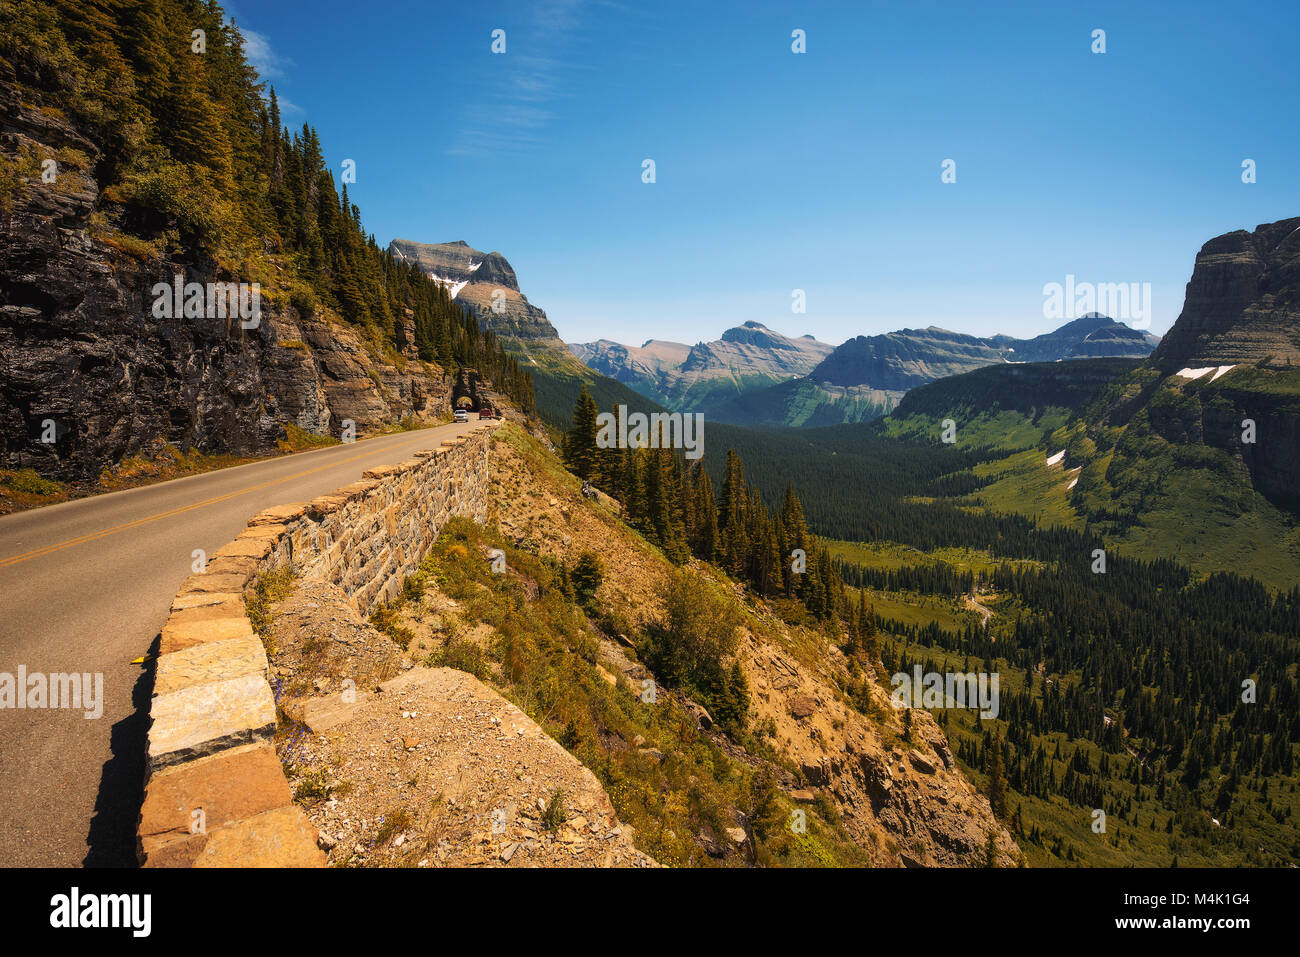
[453, 409, 469, 422]
[478, 405, 498, 419]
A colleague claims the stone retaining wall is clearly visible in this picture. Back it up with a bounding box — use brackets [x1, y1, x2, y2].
[135, 423, 497, 867]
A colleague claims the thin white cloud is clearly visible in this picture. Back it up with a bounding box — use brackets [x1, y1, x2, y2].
[240, 27, 294, 80]
[447, 0, 608, 157]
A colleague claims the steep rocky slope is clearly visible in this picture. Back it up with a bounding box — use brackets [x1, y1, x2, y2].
[424, 424, 1021, 866]
[0, 86, 452, 484]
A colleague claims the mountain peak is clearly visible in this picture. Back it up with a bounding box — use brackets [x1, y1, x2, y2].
[386, 238, 559, 341]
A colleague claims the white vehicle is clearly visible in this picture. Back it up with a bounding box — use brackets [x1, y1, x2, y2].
[454, 409, 469, 423]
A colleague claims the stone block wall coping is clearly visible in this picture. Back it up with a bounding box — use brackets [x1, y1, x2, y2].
[136, 421, 499, 867]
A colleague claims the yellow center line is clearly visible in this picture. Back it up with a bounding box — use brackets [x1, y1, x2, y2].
[0, 437, 436, 570]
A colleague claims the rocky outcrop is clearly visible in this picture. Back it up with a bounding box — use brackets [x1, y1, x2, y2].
[279, 649, 658, 868]
[388, 238, 560, 342]
[137, 424, 497, 867]
[0, 90, 452, 483]
[1151, 217, 1300, 372]
[741, 631, 1019, 868]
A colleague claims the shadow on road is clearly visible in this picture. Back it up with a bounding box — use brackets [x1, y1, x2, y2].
[83, 633, 157, 867]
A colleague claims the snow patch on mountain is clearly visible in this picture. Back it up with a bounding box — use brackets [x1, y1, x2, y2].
[1175, 365, 1236, 381]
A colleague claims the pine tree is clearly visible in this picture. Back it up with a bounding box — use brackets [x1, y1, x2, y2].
[689, 464, 719, 562]
[564, 385, 599, 480]
[987, 732, 1008, 818]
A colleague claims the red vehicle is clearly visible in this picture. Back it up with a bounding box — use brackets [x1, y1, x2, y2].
[478, 405, 499, 419]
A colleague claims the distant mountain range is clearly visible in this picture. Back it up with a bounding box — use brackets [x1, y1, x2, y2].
[570, 315, 1159, 427]
[389, 238, 1161, 432]
[570, 322, 833, 411]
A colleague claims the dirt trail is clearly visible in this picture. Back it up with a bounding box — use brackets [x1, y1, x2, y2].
[964, 594, 994, 628]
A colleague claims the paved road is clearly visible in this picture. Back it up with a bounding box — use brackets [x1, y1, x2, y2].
[0, 419, 483, 867]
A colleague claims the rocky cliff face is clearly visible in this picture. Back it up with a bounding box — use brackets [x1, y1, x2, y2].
[0, 91, 453, 484]
[388, 238, 560, 342]
[1151, 217, 1300, 372]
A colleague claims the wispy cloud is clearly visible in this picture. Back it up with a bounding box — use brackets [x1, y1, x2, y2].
[447, 0, 605, 158]
[240, 27, 294, 80]
[227, 19, 300, 116]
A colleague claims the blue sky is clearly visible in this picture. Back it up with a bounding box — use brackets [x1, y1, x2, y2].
[227, 0, 1299, 346]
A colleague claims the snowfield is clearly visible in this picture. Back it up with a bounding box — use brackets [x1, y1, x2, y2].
[1175, 365, 1236, 382]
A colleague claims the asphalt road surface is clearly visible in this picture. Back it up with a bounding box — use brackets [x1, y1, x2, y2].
[0, 418, 484, 867]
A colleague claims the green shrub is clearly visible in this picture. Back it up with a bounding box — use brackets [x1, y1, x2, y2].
[369, 602, 414, 650]
[120, 161, 225, 244]
[641, 568, 749, 734]
[570, 551, 604, 609]
[643, 569, 739, 690]
[541, 789, 567, 830]
[247, 565, 297, 648]
[289, 286, 317, 317]
[2, 468, 64, 496]
[277, 422, 339, 453]
[374, 807, 412, 846]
